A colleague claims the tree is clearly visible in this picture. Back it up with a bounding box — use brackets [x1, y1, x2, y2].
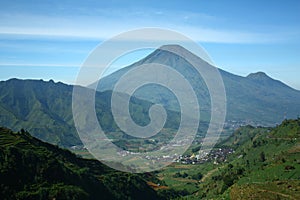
[192, 172, 203, 180]
[260, 151, 266, 162]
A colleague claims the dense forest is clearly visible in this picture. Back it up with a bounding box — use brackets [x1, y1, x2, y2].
[0, 127, 160, 200]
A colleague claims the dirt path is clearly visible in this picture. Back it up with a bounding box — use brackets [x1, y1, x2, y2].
[200, 166, 225, 182]
[258, 189, 296, 200]
[201, 168, 217, 182]
[147, 181, 169, 190]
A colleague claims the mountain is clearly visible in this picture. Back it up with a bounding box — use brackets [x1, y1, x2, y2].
[0, 127, 160, 200]
[0, 78, 180, 148]
[0, 79, 79, 147]
[95, 45, 300, 125]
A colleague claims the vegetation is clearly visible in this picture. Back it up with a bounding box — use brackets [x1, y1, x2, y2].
[1, 78, 300, 199]
[0, 117, 300, 199]
[0, 127, 160, 200]
[0, 79, 181, 149]
[155, 119, 300, 199]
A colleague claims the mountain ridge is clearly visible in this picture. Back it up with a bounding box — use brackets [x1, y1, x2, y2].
[0, 78, 182, 147]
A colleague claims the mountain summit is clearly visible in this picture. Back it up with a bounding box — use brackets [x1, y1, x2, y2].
[246, 71, 295, 89]
[247, 71, 271, 80]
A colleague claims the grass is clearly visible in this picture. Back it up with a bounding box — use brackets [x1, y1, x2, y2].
[154, 119, 300, 199]
[230, 180, 300, 199]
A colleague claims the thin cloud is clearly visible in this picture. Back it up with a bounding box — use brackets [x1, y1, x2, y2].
[0, 63, 79, 67]
[0, 25, 288, 44]
[0, 10, 295, 44]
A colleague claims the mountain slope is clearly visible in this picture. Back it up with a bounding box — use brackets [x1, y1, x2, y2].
[0, 78, 180, 148]
[0, 127, 160, 200]
[0, 79, 78, 146]
[96, 45, 300, 125]
[196, 118, 300, 199]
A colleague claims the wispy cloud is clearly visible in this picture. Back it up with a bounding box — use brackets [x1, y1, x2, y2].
[0, 63, 79, 67]
[0, 9, 295, 44]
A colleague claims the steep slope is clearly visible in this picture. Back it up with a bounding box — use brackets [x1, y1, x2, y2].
[0, 127, 160, 200]
[196, 118, 300, 199]
[97, 45, 211, 121]
[96, 45, 300, 125]
[0, 79, 78, 146]
[0, 78, 180, 148]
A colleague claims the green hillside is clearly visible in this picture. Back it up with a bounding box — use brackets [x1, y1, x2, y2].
[155, 119, 300, 199]
[0, 127, 160, 200]
[0, 78, 181, 148]
[198, 120, 300, 199]
[0, 79, 78, 147]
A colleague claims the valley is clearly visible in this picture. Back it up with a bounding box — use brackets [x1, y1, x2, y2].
[2, 118, 299, 199]
[0, 46, 300, 198]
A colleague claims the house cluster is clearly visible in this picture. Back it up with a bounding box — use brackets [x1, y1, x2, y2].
[174, 148, 234, 165]
[224, 120, 269, 129]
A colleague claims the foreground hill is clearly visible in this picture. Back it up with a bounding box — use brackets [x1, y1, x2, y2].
[194, 119, 300, 199]
[0, 127, 159, 200]
[222, 119, 300, 199]
[150, 118, 300, 199]
[96, 45, 300, 125]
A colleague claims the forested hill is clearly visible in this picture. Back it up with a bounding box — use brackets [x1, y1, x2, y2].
[0, 78, 180, 147]
[0, 127, 160, 200]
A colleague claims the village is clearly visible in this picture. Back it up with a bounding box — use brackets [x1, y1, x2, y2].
[115, 146, 235, 166]
[174, 147, 234, 165]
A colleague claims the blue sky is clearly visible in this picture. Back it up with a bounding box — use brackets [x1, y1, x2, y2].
[0, 0, 300, 89]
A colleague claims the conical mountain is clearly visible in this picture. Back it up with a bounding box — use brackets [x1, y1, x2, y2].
[96, 45, 300, 125]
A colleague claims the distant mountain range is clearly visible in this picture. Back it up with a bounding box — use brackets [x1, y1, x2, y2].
[0, 45, 299, 147]
[95, 45, 300, 125]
